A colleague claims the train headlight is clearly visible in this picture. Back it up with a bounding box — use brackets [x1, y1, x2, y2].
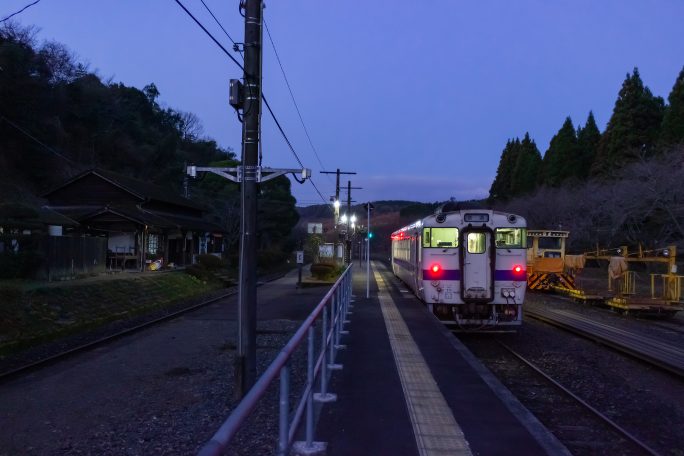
[501, 288, 515, 298]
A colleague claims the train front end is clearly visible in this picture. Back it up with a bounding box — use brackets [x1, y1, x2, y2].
[422, 211, 527, 328]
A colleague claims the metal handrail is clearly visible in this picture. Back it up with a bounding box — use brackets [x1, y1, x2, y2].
[197, 264, 354, 456]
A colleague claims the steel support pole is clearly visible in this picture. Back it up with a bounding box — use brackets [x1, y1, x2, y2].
[236, 0, 262, 399]
[278, 363, 290, 456]
[306, 327, 314, 447]
[366, 202, 371, 298]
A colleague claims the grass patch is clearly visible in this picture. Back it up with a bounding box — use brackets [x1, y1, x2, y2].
[0, 271, 223, 357]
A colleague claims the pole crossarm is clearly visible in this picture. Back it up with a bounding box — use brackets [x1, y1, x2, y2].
[187, 165, 311, 183]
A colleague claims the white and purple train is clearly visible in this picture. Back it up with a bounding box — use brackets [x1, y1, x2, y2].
[391, 208, 527, 327]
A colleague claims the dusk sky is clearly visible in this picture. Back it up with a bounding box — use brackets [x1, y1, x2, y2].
[4, 0, 684, 206]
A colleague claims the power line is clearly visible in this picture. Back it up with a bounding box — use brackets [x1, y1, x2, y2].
[174, 0, 328, 204]
[173, 0, 244, 71]
[1, 0, 41, 23]
[262, 95, 327, 202]
[199, 0, 242, 54]
[264, 19, 327, 173]
[0, 115, 78, 165]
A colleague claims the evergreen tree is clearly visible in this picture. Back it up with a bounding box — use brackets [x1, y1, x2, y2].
[489, 140, 519, 201]
[591, 68, 665, 176]
[659, 66, 684, 148]
[510, 133, 542, 195]
[576, 111, 601, 179]
[540, 117, 578, 186]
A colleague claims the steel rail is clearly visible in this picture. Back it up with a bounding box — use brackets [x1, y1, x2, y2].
[525, 307, 684, 378]
[497, 341, 662, 456]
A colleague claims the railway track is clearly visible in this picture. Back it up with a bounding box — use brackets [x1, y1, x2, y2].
[496, 340, 662, 456]
[524, 307, 684, 378]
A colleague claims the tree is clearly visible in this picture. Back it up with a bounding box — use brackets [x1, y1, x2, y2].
[591, 68, 665, 177]
[489, 139, 520, 201]
[510, 133, 542, 195]
[540, 117, 578, 186]
[659, 66, 684, 149]
[576, 111, 601, 179]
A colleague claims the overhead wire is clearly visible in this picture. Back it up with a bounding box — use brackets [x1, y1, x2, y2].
[1, 0, 41, 23]
[173, 0, 328, 204]
[172, 0, 244, 72]
[263, 18, 328, 174]
[0, 115, 79, 165]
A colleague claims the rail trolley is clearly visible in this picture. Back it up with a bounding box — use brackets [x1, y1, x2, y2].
[391, 209, 527, 327]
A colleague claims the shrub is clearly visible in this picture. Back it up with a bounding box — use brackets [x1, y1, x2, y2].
[196, 254, 225, 271]
[185, 264, 214, 282]
[310, 262, 336, 280]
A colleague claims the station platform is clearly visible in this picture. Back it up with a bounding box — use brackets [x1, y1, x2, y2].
[311, 261, 569, 456]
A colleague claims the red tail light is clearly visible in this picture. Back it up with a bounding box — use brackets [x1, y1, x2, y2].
[513, 265, 524, 274]
[431, 264, 441, 273]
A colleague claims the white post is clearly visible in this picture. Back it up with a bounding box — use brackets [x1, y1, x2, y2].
[366, 202, 371, 299]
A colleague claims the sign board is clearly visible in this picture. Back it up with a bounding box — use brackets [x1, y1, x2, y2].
[296, 250, 304, 264]
[308, 223, 323, 234]
[319, 243, 334, 258]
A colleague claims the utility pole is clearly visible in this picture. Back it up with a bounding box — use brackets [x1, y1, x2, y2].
[186, 0, 310, 401]
[321, 169, 355, 263]
[345, 181, 362, 264]
[237, 0, 263, 398]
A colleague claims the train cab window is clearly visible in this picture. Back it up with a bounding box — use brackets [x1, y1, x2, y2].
[495, 228, 527, 248]
[423, 227, 458, 248]
[467, 232, 486, 253]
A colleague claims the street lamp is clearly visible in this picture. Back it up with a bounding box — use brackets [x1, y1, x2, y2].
[340, 214, 348, 224]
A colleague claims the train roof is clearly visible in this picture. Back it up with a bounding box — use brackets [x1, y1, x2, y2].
[391, 209, 526, 236]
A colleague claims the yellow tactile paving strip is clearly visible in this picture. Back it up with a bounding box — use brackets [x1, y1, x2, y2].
[374, 267, 473, 456]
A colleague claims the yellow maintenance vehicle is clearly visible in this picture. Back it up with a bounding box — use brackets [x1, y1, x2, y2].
[584, 244, 683, 316]
[526, 230, 578, 291]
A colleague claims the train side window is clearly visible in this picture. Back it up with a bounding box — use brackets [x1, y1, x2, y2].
[467, 232, 486, 253]
[422, 228, 431, 248]
[426, 227, 458, 248]
[495, 228, 527, 248]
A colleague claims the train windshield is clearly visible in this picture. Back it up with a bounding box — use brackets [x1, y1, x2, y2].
[495, 228, 527, 248]
[423, 227, 459, 248]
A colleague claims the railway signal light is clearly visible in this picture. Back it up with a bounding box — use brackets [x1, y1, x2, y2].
[368, 232, 374, 239]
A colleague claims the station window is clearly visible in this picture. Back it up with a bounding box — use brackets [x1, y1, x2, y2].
[423, 227, 458, 248]
[495, 228, 527, 249]
[467, 232, 486, 253]
[147, 234, 159, 255]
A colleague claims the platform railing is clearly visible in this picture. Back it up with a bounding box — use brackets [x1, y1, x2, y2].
[197, 264, 354, 456]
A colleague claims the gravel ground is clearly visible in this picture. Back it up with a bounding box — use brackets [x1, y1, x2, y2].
[459, 293, 684, 456]
[0, 268, 331, 456]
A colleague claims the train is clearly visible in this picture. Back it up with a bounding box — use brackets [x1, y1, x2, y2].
[391, 208, 527, 327]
